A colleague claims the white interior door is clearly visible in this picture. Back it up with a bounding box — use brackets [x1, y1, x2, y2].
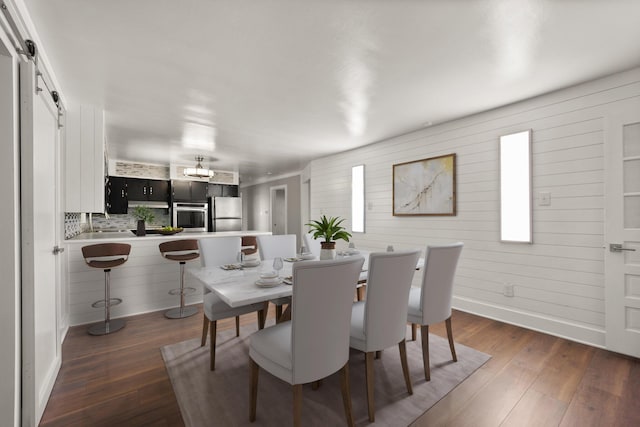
[270, 185, 287, 235]
[20, 61, 62, 426]
[604, 100, 640, 358]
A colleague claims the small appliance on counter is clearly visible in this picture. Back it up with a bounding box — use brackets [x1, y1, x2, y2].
[208, 197, 242, 232]
[172, 202, 208, 232]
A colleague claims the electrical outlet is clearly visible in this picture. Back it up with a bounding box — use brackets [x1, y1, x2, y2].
[539, 192, 551, 206]
[503, 283, 514, 297]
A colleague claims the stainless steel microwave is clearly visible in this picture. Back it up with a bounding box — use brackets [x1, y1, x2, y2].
[172, 202, 208, 232]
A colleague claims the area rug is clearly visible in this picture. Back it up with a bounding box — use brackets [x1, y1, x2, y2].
[161, 324, 490, 426]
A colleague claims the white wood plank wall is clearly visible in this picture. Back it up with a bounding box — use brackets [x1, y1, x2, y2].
[309, 67, 640, 347]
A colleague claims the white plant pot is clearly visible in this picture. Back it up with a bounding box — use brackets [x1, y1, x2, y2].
[320, 248, 336, 260]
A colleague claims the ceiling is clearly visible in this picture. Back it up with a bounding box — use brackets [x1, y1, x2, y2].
[21, 0, 640, 183]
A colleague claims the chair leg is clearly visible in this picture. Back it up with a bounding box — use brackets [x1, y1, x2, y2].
[421, 324, 430, 381]
[209, 320, 217, 371]
[365, 351, 375, 422]
[236, 316, 240, 337]
[311, 380, 322, 390]
[446, 316, 457, 362]
[399, 339, 413, 395]
[411, 323, 417, 341]
[249, 358, 259, 422]
[200, 315, 209, 347]
[340, 362, 355, 427]
[293, 384, 303, 427]
[375, 350, 382, 359]
[275, 304, 283, 323]
[356, 286, 364, 301]
[256, 309, 263, 330]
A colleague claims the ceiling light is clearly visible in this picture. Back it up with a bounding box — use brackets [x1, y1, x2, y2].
[184, 156, 214, 178]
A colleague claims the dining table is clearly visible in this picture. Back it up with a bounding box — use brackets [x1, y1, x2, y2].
[187, 249, 424, 310]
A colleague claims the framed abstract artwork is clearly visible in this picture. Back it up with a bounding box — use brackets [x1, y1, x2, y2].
[392, 153, 456, 216]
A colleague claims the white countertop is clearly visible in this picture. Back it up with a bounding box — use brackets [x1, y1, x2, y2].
[66, 229, 271, 243]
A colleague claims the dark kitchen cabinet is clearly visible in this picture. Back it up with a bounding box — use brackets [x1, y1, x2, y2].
[208, 184, 223, 198]
[127, 178, 170, 202]
[222, 185, 239, 197]
[191, 181, 209, 202]
[171, 180, 208, 202]
[106, 176, 128, 214]
[208, 184, 238, 198]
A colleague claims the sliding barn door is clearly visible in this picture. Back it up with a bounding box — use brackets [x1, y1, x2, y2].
[20, 60, 63, 426]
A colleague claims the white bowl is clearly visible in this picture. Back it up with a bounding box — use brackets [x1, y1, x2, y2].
[300, 253, 315, 260]
[260, 271, 278, 279]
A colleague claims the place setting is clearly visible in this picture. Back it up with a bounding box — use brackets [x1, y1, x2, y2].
[254, 257, 285, 288]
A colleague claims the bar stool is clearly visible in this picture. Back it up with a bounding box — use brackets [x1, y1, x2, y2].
[241, 235, 258, 257]
[82, 243, 131, 335]
[159, 239, 200, 319]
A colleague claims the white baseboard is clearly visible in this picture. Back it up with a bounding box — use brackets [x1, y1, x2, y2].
[453, 296, 606, 349]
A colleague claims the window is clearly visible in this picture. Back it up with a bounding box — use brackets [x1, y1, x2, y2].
[500, 130, 532, 242]
[352, 165, 365, 233]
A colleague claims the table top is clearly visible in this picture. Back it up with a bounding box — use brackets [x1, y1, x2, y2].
[188, 249, 423, 308]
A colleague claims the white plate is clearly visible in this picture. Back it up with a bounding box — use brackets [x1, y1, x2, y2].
[255, 278, 283, 288]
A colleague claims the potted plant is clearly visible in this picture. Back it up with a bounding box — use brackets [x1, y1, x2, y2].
[132, 206, 155, 236]
[306, 215, 352, 260]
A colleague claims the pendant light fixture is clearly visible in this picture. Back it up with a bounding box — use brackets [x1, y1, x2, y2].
[184, 156, 214, 178]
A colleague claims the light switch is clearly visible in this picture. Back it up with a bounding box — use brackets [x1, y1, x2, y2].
[539, 192, 551, 206]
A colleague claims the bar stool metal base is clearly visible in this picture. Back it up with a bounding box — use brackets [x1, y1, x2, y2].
[165, 305, 198, 319]
[88, 318, 126, 336]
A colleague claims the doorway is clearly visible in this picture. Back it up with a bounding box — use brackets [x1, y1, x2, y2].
[270, 185, 287, 235]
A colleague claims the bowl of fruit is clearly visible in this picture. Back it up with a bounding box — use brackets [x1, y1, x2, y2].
[157, 226, 184, 235]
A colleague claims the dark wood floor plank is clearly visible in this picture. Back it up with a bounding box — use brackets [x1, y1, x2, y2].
[501, 388, 568, 427]
[529, 340, 595, 403]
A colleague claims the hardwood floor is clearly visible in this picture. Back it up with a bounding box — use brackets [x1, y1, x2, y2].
[39, 307, 640, 426]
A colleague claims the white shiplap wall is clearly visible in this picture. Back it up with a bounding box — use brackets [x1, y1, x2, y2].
[310, 67, 640, 348]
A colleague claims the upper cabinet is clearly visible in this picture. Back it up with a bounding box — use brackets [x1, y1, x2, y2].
[127, 178, 170, 204]
[105, 176, 127, 214]
[171, 180, 208, 202]
[65, 105, 105, 213]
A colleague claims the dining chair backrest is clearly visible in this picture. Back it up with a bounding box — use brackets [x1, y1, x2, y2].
[363, 250, 421, 351]
[290, 256, 365, 384]
[418, 242, 464, 325]
[303, 232, 321, 257]
[198, 236, 241, 267]
[256, 234, 297, 260]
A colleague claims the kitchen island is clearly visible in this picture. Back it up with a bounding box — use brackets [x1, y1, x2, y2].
[64, 230, 270, 326]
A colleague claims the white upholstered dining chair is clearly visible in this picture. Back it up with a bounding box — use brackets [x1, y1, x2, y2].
[198, 237, 267, 370]
[249, 256, 365, 427]
[408, 242, 464, 381]
[302, 232, 321, 257]
[256, 234, 297, 320]
[349, 249, 421, 422]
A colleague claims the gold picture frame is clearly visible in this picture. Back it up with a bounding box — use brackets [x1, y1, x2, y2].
[393, 153, 456, 216]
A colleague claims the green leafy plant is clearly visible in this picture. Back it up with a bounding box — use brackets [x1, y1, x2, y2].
[306, 215, 352, 243]
[132, 206, 155, 223]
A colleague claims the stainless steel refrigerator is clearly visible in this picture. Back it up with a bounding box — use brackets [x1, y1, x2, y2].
[209, 197, 242, 232]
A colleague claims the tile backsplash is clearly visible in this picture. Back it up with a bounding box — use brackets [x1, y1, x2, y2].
[90, 209, 171, 230]
[64, 208, 171, 239]
[64, 213, 84, 239]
